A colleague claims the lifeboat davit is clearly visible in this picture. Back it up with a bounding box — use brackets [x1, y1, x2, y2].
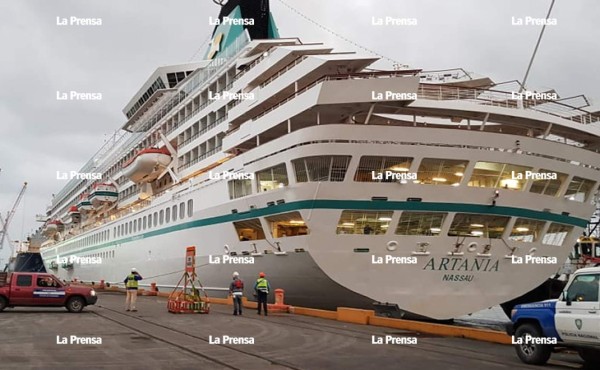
[90, 182, 118, 209]
[122, 147, 171, 184]
[77, 193, 94, 213]
[43, 220, 64, 237]
[68, 205, 81, 223]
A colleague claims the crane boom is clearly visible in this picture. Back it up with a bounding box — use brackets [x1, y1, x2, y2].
[0, 182, 27, 250]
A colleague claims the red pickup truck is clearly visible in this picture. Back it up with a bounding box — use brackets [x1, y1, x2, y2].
[0, 272, 97, 313]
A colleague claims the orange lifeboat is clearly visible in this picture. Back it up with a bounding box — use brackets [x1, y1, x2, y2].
[122, 147, 171, 183]
[77, 193, 94, 212]
[68, 205, 81, 223]
[90, 182, 118, 209]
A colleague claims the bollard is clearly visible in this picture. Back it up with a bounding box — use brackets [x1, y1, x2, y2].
[144, 282, 158, 296]
[268, 288, 290, 313]
[275, 289, 285, 305]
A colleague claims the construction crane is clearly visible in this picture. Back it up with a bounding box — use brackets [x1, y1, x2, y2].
[0, 182, 27, 250]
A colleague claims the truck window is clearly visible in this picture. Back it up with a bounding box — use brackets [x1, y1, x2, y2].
[37, 277, 58, 288]
[566, 274, 599, 302]
[16, 275, 32, 287]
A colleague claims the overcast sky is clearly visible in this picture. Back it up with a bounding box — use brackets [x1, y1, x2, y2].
[0, 0, 598, 264]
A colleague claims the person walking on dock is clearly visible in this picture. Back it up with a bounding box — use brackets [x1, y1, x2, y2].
[124, 268, 143, 312]
[229, 271, 244, 316]
[254, 272, 271, 316]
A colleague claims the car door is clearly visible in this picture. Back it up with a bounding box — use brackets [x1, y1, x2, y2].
[33, 275, 67, 306]
[9, 274, 34, 305]
[555, 273, 600, 344]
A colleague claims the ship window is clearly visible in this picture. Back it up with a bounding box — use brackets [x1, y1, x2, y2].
[166, 207, 171, 223]
[179, 202, 185, 220]
[565, 177, 596, 202]
[354, 156, 413, 182]
[147, 214, 152, 228]
[529, 170, 567, 196]
[448, 213, 510, 239]
[129, 221, 133, 234]
[265, 212, 308, 238]
[233, 218, 266, 240]
[468, 161, 532, 190]
[508, 218, 546, 242]
[256, 163, 288, 192]
[395, 212, 446, 236]
[543, 223, 574, 246]
[336, 210, 393, 235]
[173, 205, 178, 221]
[143, 216, 147, 230]
[133, 220, 137, 233]
[187, 199, 193, 217]
[160, 210, 164, 225]
[113, 227, 116, 238]
[293, 155, 352, 182]
[153, 212, 158, 227]
[228, 179, 252, 199]
[417, 158, 468, 186]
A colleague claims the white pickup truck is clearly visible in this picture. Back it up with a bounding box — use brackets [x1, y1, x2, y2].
[508, 267, 600, 365]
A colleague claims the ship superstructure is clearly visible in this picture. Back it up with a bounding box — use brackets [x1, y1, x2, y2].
[38, 0, 600, 319]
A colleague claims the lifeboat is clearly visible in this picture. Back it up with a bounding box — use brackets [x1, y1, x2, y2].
[77, 193, 94, 213]
[42, 220, 64, 237]
[89, 182, 118, 209]
[122, 147, 171, 184]
[68, 205, 81, 223]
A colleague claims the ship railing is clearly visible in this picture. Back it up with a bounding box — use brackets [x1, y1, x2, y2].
[179, 116, 227, 148]
[418, 68, 474, 83]
[259, 55, 309, 89]
[224, 45, 282, 90]
[416, 84, 600, 125]
[178, 145, 223, 171]
[250, 71, 420, 122]
[123, 32, 250, 143]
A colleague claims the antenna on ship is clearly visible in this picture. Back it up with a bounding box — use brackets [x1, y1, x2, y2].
[275, 0, 408, 69]
[519, 0, 556, 93]
[212, 0, 228, 5]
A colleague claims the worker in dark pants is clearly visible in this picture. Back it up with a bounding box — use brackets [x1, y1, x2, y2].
[229, 271, 244, 315]
[254, 272, 271, 316]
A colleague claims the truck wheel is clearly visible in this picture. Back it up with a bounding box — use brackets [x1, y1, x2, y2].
[578, 348, 600, 366]
[0, 296, 7, 312]
[514, 323, 552, 365]
[66, 297, 85, 313]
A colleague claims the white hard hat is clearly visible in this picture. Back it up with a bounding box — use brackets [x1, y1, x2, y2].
[233, 271, 239, 277]
[131, 268, 137, 272]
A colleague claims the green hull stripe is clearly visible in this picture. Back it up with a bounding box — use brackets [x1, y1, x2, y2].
[89, 191, 118, 198]
[45, 199, 588, 258]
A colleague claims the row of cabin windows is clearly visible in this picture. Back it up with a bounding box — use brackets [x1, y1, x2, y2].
[113, 199, 194, 239]
[227, 156, 598, 203]
[335, 210, 573, 246]
[63, 229, 110, 252]
[84, 250, 115, 260]
[228, 209, 572, 247]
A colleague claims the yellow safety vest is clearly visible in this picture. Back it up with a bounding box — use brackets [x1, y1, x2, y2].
[256, 278, 268, 292]
[126, 274, 138, 289]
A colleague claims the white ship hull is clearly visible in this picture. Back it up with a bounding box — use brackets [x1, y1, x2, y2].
[41, 125, 596, 319]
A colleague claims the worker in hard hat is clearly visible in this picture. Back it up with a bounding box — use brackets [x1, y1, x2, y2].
[123, 268, 143, 312]
[253, 272, 271, 316]
[229, 271, 244, 316]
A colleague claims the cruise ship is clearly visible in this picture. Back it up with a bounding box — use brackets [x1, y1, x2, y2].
[38, 0, 600, 320]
